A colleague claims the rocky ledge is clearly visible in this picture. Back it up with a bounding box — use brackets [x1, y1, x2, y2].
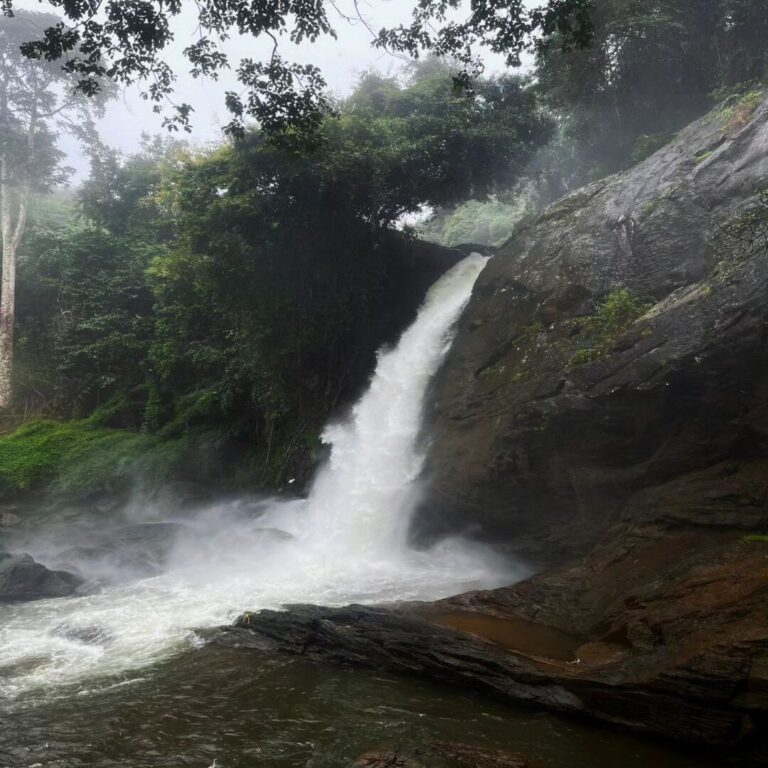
[216, 534, 767, 763]
[417, 88, 768, 567]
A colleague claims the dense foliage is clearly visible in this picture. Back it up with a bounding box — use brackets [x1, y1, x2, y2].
[534, 0, 768, 192]
[6, 65, 550, 497]
[0, 418, 191, 497]
[418, 196, 532, 248]
[3, 2, 768, 499]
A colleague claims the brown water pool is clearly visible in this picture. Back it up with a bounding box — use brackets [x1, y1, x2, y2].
[430, 611, 582, 661]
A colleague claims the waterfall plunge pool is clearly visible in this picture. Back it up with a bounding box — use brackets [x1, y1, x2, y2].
[0, 255, 723, 767]
[0, 642, 719, 768]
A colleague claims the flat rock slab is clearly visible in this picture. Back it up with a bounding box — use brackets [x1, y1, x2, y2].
[215, 601, 760, 754]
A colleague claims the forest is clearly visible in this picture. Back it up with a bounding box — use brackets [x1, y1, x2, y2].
[2, 0, 765, 502]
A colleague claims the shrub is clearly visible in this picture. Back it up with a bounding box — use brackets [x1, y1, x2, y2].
[569, 289, 652, 366]
[630, 133, 675, 165]
[719, 88, 765, 130]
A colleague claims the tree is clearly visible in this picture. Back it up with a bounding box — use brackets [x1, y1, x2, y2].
[0, 0, 592, 137]
[0, 11, 106, 409]
[534, 0, 768, 188]
[318, 62, 552, 224]
[138, 65, 550, 481]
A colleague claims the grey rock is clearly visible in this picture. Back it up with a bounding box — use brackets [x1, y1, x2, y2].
[0, 552, 81, 602]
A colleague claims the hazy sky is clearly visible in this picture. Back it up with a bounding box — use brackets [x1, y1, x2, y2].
[94, 0, 425, 151]
[14, 0, 520, 180]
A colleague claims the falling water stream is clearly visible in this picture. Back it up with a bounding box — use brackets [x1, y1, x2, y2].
[0, 255, 717, 767]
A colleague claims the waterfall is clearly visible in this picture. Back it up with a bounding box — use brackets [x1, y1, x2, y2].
[302, 252, 490, 555]
[0, 253, 519, 702]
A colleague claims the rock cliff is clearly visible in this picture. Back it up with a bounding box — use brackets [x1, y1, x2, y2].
[417, 89, 768, 568]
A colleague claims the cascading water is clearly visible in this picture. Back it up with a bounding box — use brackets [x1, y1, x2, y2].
[302, 252, 492, 556]
[0, 253, 520, 703]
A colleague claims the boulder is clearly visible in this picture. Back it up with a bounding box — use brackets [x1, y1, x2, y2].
[48, 521, 186, 587]
[0, 552, 80, 601]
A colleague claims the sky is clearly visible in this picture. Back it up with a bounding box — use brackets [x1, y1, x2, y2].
[91, 0, 424, 156]
[13, 0, 520, 180]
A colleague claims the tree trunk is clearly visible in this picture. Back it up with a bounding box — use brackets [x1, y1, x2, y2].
[0, 155, 27, 410]
[0, 237, 16, 410]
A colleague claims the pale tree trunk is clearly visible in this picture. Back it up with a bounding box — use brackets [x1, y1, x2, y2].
[0, 155, 28, 410]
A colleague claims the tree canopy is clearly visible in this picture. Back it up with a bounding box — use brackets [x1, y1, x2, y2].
[0, 10, 110, 408]
[5, 0, 768, 494]
[11, 62, 551, 488]
[0, 0, 592, 136]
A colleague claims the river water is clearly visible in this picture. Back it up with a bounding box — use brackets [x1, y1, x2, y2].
[0, 255, 719, 766]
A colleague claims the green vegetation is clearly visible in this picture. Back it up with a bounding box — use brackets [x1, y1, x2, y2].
[630, 133, 675, 165]
[7, 0, 592, 136]
[641, 198, 661, 216]
[744, 534, 768, 543]
[569, 289, 652, 367]
[719, 88, 765, 130]
[534, 0, 768, 196]
[3, 1, 767, 499]
[0, 419, 191, 497]
[7, 63, 553, 496]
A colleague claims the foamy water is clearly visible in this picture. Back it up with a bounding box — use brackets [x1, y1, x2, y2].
[0, 254, 522, 702]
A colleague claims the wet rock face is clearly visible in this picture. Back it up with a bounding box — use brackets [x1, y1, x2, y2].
[418, 91, 768, 565]
[0, 552, 80, 602]
[219, 99, 768, 762]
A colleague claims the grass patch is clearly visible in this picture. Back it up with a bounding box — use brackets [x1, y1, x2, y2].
[569, 347, 605, 366]
[641, 198, 661, 216]
[744, 534, 768, 543]
[569, 289, 652, 367]
[0, 419, 192, 498]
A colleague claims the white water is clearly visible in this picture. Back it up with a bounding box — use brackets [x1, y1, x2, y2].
[0, 254, 521, 702]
